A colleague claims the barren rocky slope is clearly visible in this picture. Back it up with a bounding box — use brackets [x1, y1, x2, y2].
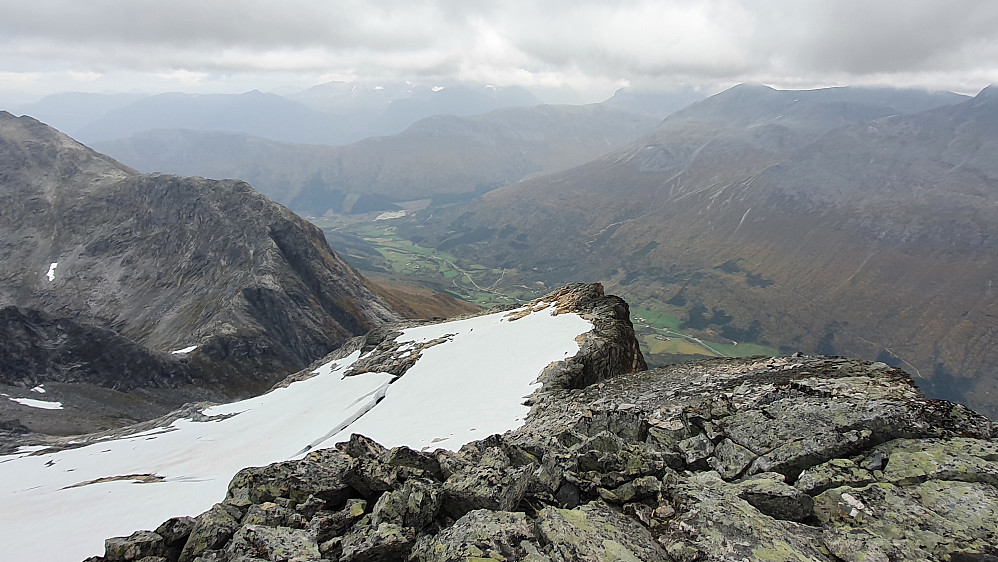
[0, 112, 400, 433]
[86, 287, 996, 562]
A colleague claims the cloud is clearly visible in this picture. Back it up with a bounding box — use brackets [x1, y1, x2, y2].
[0, 0, 996, 100]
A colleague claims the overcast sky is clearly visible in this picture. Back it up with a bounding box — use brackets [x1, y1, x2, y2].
[2, 0, 997, 106]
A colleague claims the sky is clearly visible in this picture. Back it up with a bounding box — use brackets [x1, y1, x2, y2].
[2, 0, 997, 106]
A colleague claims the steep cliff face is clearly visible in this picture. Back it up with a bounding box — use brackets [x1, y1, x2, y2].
[0, 112, 400, 431]
[70, 287, 996, 562]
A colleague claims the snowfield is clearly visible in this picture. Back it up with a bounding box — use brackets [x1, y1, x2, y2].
[0, 305, 591, 561]
[6, 397, 64, 410]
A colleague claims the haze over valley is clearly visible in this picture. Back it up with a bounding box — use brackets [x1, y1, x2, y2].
[16, 78, 995, 419]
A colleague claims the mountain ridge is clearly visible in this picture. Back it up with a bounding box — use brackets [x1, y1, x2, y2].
[31, 286, 993, 562]
[0, 112, 402, 434]
[393, 84, 998, 418]
[91, 103, 661, 217]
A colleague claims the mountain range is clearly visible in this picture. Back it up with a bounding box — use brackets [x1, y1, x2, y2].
[64, 82, 998, 419]
[92, 103, 661, 217]
[14, 81, 553, 148]
[392, 84, 998, 418]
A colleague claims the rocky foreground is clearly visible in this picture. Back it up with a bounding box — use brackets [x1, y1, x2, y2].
[88, 352, 997, 561]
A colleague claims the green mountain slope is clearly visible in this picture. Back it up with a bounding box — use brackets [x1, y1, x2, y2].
[396, 85, 998, 418]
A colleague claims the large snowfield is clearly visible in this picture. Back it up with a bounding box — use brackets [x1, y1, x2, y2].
[0, 305, 592, 561]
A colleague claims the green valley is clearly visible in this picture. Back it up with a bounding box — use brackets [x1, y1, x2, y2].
[317, 214, 779, 366]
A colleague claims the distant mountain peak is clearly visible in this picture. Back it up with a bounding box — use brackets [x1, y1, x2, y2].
[973, 83, 998, 104]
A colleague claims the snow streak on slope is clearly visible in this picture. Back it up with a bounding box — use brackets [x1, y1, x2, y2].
[0, 306, 591, 561]
[6, 397, 64, 410]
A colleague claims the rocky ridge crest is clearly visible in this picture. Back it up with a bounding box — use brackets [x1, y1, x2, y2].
[87, 287, 997, 562]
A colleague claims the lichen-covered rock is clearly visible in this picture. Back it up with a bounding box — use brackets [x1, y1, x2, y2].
[441, 447, 534, 518]
[154, 517, 196, 561]
[370, 477, 442, 531]
[795, 457, 876, 495]
[225, 448, 353, 507]
[92, 336, 998, 562]
[676, 433, 713, 468]
[179, 503, 242, 562]
[240, 502, 306, 528]
[340, 434, 432, 499]
[309, 498, 367, 543]
[708, 437, 756, 479]
[874, 437, 998, 486]
[815, 480, 998, 560]
[736, 472, 814, 522]
[659, 471, 832, 561]
[339, 521, 415, 562]
[104, 531, 165, 561]
[534, 501, 668, 561]
[409, 509, 540, 562]
[225, 524, 319, 561]
[385, 446, 443, 480]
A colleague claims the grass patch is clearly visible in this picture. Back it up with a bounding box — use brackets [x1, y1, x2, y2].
[630, 305, 683, 332]
[643, 335, 716, 356]
[709, 341, 779, 358]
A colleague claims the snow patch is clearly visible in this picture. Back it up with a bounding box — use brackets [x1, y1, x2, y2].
[431, 85, 445, 92]
[46, 262, 58, 281]
[0, 350, 397, 561]
[328, 306, 591, 451]
[0, 307, 593, 561]
[171, 345, 198, 355]
[31, 386, 46, 394]
[9, 397, 63, 410]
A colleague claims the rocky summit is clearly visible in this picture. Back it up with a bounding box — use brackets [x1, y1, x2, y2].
[86, 288, 997, 562]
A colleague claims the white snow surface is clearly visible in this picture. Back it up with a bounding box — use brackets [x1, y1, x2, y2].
[171, 345, 198, 354]
[46, 262, 58, 281]
[31, 385, 46, 394]
[0, 305, 591, 561]
[8, 397, 63, 410]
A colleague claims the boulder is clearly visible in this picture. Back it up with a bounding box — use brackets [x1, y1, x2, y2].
[409, 509, 541, 562]
[178, 503, 242, 562]
[534, 501, 668, 561]
[225, 524, 319, 561]
[441, 448, 534, 518]
[339, 522, 415, 562]
[104, 531, 165, 561]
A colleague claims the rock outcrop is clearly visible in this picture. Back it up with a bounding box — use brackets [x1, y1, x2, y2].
[90, 350, 997, 560]
[299, 283, 646, 392]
